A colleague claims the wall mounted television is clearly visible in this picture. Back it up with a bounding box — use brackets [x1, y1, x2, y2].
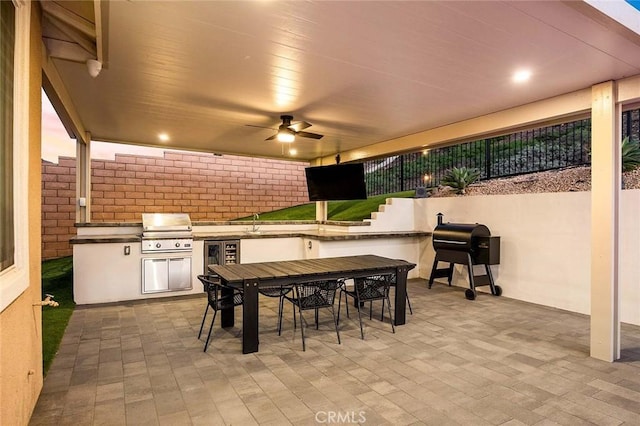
[305, 163, 367, 201]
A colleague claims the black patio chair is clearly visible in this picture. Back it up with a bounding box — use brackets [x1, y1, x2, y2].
[280, 280, 341, 351]
[258, 285, 293, 335]
[197, 273, 220, 339]
[338, 275, 395, 339]
[197, 274, 244, 352]
[380, 273, 413, 320]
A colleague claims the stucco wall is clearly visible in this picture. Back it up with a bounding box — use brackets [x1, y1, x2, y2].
[42, 152, 310, 259]
[0, 3, 44, 425]
[417, 190, 640, 326]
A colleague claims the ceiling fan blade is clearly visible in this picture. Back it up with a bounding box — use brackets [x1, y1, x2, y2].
[246, 124, 277, 130]
[265, 134, 278, 141]
[297, 131, 323, 139]
[289, 121, 311, 132]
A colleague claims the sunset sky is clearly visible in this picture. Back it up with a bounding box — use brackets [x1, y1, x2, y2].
[41, 90, 166, 164]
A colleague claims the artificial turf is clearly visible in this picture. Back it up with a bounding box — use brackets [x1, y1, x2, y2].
[41, 256, 75, 375]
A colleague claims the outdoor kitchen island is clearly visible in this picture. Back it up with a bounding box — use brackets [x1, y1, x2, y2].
[71, 220, 430, 305]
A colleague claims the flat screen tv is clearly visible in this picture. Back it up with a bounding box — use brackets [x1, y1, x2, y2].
[305, 163, 367, 201]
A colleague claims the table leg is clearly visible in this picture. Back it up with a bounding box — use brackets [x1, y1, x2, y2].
[220, 286, 235, 328]
[242, 279, 259, 354]
[394, 267, 408, 325]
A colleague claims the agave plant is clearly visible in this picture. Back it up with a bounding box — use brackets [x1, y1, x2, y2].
[622, 136, 640, 172]
[440, 166, 481, 195]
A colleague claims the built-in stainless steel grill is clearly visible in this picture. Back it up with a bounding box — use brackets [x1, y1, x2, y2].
[428, 213, 501, 300]
[141, 213, 193, 294]
[141, 213, 193, 253]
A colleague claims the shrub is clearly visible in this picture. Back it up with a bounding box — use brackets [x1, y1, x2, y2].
[622, 136, 640, 172]
[440, 166, 481, 195]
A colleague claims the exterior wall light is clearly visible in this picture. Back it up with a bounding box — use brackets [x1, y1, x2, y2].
[86, 59, 102, 78]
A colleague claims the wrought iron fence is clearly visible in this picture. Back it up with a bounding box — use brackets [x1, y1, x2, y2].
[364, 109, 640, 196]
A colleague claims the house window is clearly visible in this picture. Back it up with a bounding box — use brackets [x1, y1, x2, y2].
[0, 0, 15, 272]
[0, 0, 29, 312]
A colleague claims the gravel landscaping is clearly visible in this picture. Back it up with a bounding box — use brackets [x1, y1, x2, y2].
[430, 165, 640, 197]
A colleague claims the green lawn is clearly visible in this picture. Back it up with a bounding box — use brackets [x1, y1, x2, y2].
[236, 191, 416, 221]
[41, 256, 75, 375]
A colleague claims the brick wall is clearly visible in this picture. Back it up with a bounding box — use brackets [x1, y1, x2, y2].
[42, 151, 309, 259]
[42, 157, 77, 260]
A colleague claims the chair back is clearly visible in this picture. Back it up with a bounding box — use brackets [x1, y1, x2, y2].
[295, 280, 339, 310]
[197, 274, 243, 311]
[258, 286, 293, 297]
[354, 275, 392, 301]
[197, 274, 220, 291]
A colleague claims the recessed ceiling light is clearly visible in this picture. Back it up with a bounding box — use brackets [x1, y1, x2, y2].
[289, 148, 297, 156]
[158, 133, 170, 142]
[513, 69, 532, 83]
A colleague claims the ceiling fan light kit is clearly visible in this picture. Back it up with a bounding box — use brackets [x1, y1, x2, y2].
[266, 115, 323, 142]
[277, 127, 296, 143]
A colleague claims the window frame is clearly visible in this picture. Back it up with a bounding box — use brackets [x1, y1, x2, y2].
[0, 0, 31, 312]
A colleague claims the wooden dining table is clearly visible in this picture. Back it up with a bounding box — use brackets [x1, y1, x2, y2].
[209, 254, 416, 354]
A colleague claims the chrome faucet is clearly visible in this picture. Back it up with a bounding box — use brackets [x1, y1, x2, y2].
[252, 213, 260, 232]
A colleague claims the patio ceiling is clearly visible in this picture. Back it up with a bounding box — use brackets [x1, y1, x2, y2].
[43, 1, 640, 162]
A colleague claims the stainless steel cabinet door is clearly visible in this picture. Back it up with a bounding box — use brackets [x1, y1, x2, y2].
[168, 257, 192, 290]
[143, 257, 192, 293]
[142, 258, 169, 293]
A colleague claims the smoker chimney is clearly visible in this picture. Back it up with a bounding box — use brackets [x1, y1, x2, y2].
[437, 212, 443, 225]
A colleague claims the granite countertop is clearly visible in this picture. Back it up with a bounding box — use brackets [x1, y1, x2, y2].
[73, 219, 431, 244]
[70, 234, 141, 244]
[193, 230, 431, 241]
[75, 222, 142, 228]
[71, 230, 431, 244]
[75, 220, 371, 227]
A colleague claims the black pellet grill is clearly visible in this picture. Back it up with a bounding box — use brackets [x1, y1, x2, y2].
[428, 214, 502, 300]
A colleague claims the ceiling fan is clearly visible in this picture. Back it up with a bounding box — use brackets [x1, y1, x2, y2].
[265, 115, 323, 143]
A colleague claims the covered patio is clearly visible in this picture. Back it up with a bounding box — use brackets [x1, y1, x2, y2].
[5, 1, 640, 424]
[31, 281, 640, 425]
[39, 0, 640, 363]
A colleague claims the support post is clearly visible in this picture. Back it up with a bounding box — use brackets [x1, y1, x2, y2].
[75, 134, 91, 223]
[316, 201, 328, 222]
[590, 81, 621, 362]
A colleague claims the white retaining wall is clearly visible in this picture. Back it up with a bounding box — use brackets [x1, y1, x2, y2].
[414, 190, 640, 325]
